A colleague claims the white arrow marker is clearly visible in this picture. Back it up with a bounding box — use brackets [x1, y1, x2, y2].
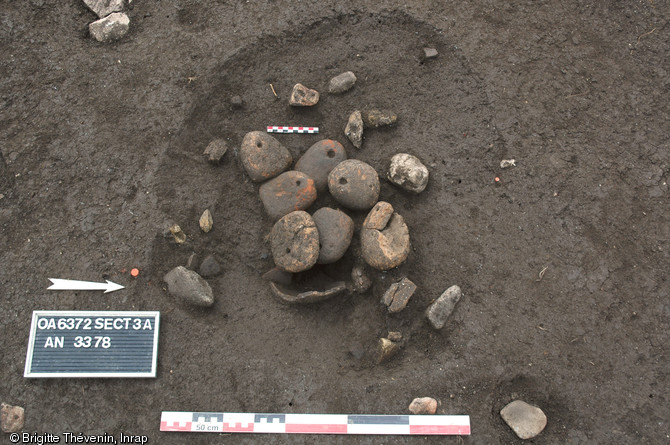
[47, 278, 125, 293]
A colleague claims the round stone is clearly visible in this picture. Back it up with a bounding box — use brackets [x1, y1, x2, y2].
[328, 160, 380, 211]
[312, 207, 354, 264]
[270, 211, 320, 273]
[387, 153, 429, 193]
[328, 71, 357, 94]
[361, 201, 410, 270]
[408, 397, 438, 415]
[239, 131, 292, 182]
[259, 171, 317, 220]
[295, 140, 347, 192]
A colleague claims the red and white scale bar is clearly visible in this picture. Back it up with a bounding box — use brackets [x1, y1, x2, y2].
[160, 412, 470, 436]
[267, 126, 319, 134]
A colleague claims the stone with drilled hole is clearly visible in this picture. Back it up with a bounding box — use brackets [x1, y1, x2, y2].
[362, 109, 398, 128]
[199, 254, 221, 277]
[83, 0, 125, 18]
[312, 207, 354, 264]
[351, 264, 372, 293]
[163, 266, 214, 307]
[377, 338, 400, 363]
[259, 171, 317, 221]
[239, 131, 292, 182]
[199, 209, 213, 233]
[289, 83, 319, 106]
[328, 160, 380, 210]
[270, 211, 320, 273]
[500, 400, 547, 440]
[387, 153, 429, 193]
[409, 397, 437, 415]
[89, 12, 129, 42]
[361, 202, 410, 270]
[344, 110, 363, 148]
[328, 71, 357, 94]
[426, 285, 462, 329]
[270, 281, 346, 305]
[203, 139, 228, 163]
[382, 277, 417, 313]
[1, 403, 24, 433]
[295, 140, 347, 192]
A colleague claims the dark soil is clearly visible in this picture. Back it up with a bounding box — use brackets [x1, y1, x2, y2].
[1, 1, 668, 444]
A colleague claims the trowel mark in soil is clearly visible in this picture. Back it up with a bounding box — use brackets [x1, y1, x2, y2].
[151, 12, 500, 370]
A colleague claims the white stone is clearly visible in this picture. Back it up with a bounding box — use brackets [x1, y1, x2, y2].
[89, 12, 129, 42]
[83, 0, 125, 19]
[500, 400, 547, 440]
[387, 153, 429, 193]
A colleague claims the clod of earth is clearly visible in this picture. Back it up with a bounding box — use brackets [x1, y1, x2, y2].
[239, 131, 292, 182]
[289, 83, 319, 106]
[344, 110, 363, 148]
[327, 159, 380, 210]
[408, 397, 438, 415]
[89, 12, 129, 42]
[163, 266, 214, 307]
[361, 201, 410, 270]
[269, 281, 347, 305]
[259, 171, 317, 221]
[270, 211, 320, 273]
[169, 224, 186, 244]
[500, 400, 547, 440]
[387, 153, 430, 194]
[382, 277, 417, 313]
[199, 209, 213, 233]
[295, 139, 347, 192]
[83, 0, 125, 19]
[312, 207, 354, 264]
[362, 109, 398, 128]
[426, 285, 462, 329]
[377, 337, 400, 363]
[1, 403, 25, 433]
[328, 71, 357, 94]
[203, 139, 228, 163]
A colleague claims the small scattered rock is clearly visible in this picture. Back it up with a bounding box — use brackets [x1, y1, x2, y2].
[169, 224, 186, 244]
[328, 160, 380, 210]
[409, 397, 437, 415]
[328, 71, 357, 94]
[259, 171, 317, 220]
[313, 207, 354, 264]
[239, 131, 292, 182]
[230, 95, 244, 109]
[262, 267, 292, 286]
[270, 211, 320, 273]
[89, 12, 130, 42]
[185, 252, 198, 269]
[203, 139, 228, 163]
[500, 159, 516, 168]
[387, 153, 429, 194]
[289, 83, 319, 106]
[295, 139, 347, 192]
[83, 0, 125, 18]
[1, 403, 25, 433]
[199, 254, 221, 277]
[163, 266, 214, 307]
[500, 400, 547, 440]
[199, 209, 213, 233]
[377, 337, 400, 363]
[361, 202, 411, 270]
[362, 109, 398, 128]
[351, 264, 372, 293]
[426, 285, 462, 329]
[387, 331, 402, 342]
[423, 47, 438, 60]
[344, 110, 363, 148]
[270, 281, 346, 304]
[382, 277, 417, 313]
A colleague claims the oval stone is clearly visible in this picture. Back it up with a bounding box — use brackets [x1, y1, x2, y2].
[387, 153, 429, 193]
[328, 160, 380, 210]
[312, 207, 354, 264]
[361, 201, 410, 270]
[259, 171, 317, 220]
[239, 131, 292, 182]
[295, 140, 347, 192]
[270, 211, 320, 273]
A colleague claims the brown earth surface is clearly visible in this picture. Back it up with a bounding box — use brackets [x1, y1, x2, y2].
[1, 1, 668, 444]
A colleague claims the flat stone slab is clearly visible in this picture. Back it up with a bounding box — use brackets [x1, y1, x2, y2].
[500, 400, 547, 440]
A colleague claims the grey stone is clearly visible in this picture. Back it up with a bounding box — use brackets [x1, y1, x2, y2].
[239, 131, 292, 182]
[423, 47, 438, 59]
[295, 139, 347, 192]
[500, 400, 547, 440]
[199, 255, 221, 277]
[203, 139, 228, 163]
[408, 397, 437, 415]
[382, 277, 417, 313]
[83, 0, 125, 18]
[185, 252, 198, 270]
[1, 403, 24, 433]
[259, 171, 317, 221]
[387, 153, 429, 193]
[426, 285, 462, 329]
[270, 211, 320, 273]
[163, 266, 214, 307]
[89, 12, 129, 42]
[328, 160, 380, 211]
[344, 110, 363, 148]
[313, 207, 354, 264]
[361, 202, 411, 271]
[328, 71, 357, 94]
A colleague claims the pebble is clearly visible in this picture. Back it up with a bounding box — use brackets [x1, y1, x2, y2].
[344, 111, 363, 148]
[500, 400, 547, 440]
[408, 397, 437, 415]
[1, 403, 25, 433]
[328, 160, 380, 210]
[169, 224, 186, 244]
[289, 83, 319, 106]
[203, 139, 228, 163]
[377, 338, 399, 363]
[500, 159, 516, 168]
[89, 12, 129, 42]
[262, 267, 292, 286]
[350, 264, 372, 293]
[259, 171, 317, 220]
[163, 266, 214, 307]
[328, 71, 357, 94]
[199, 209, 213, 233]
[362, 109, 398, 128]
[239, 131, 292, 182]
[230, 95, 244, 109]
[295, 139, 347, 192]
[198, 254, 221, 277]
[270, 281, 346, 304]
[361, 202, 410, 270]
[312, 207, 354, 264]
[387, 153, 429, 193]
[83, 0, 124, 18]
[270, 211, 320, 273]
[382, 277, 416, 313]
[426, 285, 461, 329]
[423, 47, 438, 60]
[387, 331, 402, 342]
